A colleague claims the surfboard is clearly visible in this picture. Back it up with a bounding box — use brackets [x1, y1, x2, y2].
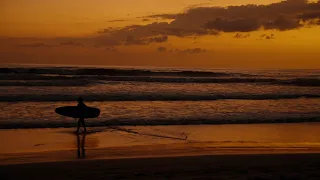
[55, 106, 100, 118]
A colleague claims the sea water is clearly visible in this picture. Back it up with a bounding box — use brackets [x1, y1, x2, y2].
[0, 64, 319, 129]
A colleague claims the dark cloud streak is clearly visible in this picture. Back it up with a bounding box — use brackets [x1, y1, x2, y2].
[157, 46, 166, 52]
[205, 18, 261, 32]
[180, 48, 207, 54]
[108, 19, 125, 22]
[59, 41, 84, 47]
[92, 0, 320, 46]
[259, 34, 276, 40]
[18, 43, 54, 48]
[234, 33, 250, 39]
[157, 47, 207, 54]
[143, 0, 320, 33]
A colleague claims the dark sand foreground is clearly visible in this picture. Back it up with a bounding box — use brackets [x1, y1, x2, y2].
[1, 153, 320, 180]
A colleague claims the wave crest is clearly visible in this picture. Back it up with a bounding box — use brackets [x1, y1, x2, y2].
[0, 76, 319, 87]
[1, 117, 319, 129]
[0, 67, 235, 77]
[0, 94, 318, 102]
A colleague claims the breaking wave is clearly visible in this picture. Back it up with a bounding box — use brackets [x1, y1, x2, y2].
[0, 80, 93, 86]
[1, 67, 319, 86]
[0, 67, 238, 77]
[1, 117, 319, 129]
[0, 77, 319, 87]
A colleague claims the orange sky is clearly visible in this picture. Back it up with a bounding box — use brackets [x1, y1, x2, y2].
[1, 0, 319, 69]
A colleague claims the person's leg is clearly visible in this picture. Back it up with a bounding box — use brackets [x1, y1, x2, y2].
[82, 119, 87, 133]
[79, 118, 86, 133]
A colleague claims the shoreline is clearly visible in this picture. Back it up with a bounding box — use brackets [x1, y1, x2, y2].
[1, 119, 320, 130]
[1, 123, 320, 179]
[1, 123, 320, 165]
[1, 143, 320, 165]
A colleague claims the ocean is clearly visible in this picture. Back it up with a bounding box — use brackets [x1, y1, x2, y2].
[0, 64, 319, 129]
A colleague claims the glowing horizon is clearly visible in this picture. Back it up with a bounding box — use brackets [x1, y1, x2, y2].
[1, 0, 320, 69]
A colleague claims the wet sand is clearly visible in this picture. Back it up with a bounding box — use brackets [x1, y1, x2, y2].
[1, 124, 320, 179]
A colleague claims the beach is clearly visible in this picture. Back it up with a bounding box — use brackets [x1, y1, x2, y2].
[1, 123, 320, 179]
[2, 154, 320, 180]
[0, 66, 319, 179]
[1, 0, 320, 178]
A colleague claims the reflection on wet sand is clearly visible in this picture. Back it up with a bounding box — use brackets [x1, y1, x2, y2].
[77, 134, 86, 158]
[1, 124, 320, 165]
[74, 130, 101, 159]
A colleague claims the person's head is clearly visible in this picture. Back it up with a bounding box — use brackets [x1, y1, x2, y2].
[77, 97, 84, 103]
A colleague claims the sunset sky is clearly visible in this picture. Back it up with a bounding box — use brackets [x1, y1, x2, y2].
[1, 0, 320, 69]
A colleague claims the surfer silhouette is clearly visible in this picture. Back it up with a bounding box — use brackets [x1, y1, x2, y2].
[76, 97, 87, 133]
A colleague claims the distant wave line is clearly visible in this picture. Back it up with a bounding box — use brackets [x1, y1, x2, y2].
[1, 117, 319, 129]
[0, 77, 319, 86]
[0, 67, 239, 77]
[0, 94, 319, 102]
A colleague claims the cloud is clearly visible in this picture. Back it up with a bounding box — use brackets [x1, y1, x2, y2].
[124, 35, 169, 45]
[108, 19, 125, 22]
[18, 40, 85, 48]
[94, 23, 171, 47]
[234, 33, 250, 39]
[124, 35, 146, 45]
[93, 38, 121, 47]
[142, 14, 179, 20]
[298, 11, 320, 25]
[147, 35, 168, 43]
[259, 33, 276, 40]
[263, 17, 303, 31]
[205, 18, 261, 32]
[164, 27, 218, 37]
[18, 43, 54, 48]
[59, 41, 84, 47]
[157, 47, 207, 54]
[157, 46, 167, 52]
[143, 0, 320, 33]
[99, 21, 219, 42]
[179, 48, 207, 54]
[87, 0, 319, 47]
[298, 11, 320, 20]
[11, 0, 320, 48]
[105, 47, 118, 52]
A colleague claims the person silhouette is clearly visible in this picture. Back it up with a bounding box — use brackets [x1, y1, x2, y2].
[76, 97, 87, 133]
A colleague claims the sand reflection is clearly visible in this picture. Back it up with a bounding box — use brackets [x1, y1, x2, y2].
[77, 134, 86, 158]
[75, 131, 100, 159]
